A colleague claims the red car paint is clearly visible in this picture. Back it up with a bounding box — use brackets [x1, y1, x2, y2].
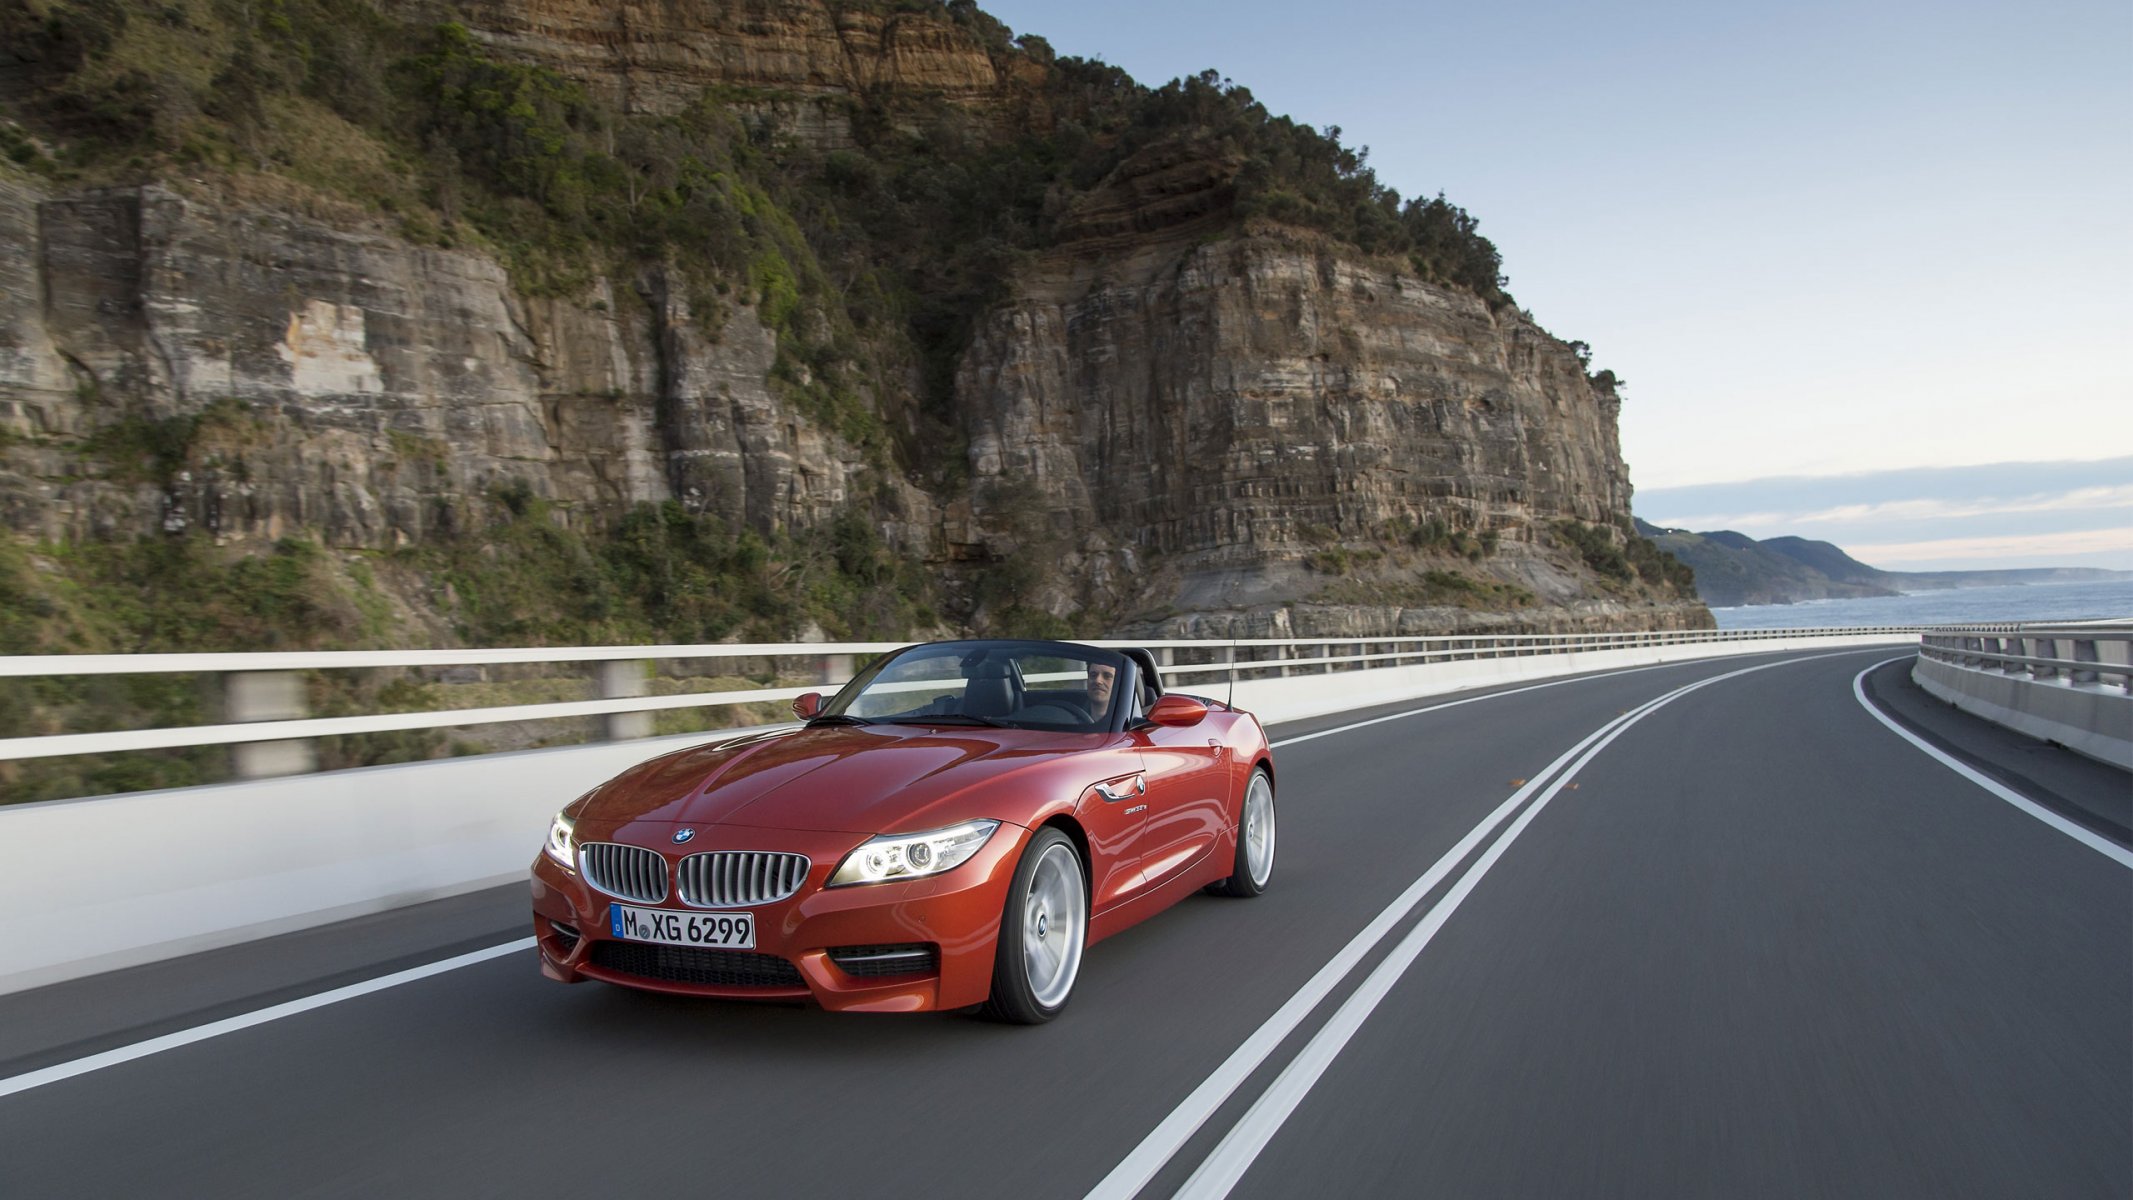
[531, 644, 1273, 1014]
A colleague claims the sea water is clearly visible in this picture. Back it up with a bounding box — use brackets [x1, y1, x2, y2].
[1711, 579, 2133, 630]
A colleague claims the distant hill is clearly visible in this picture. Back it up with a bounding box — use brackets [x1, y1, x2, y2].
[1633, 523, 1896, 607]
[1630, 519, 2133, 607]
[1758, 537, 1886, 586]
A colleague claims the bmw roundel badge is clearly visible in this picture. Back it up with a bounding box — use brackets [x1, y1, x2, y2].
[672, 828, 696, 844]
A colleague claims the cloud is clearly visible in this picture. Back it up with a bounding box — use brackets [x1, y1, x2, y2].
[1844, 528, 2133, 569]
[1637, 456, 2133, 518]
[1653, 483, 2133, 533]
[1635, 457, 2133, 569]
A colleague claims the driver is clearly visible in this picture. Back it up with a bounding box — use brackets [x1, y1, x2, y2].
[1084, 661, 1117, 714]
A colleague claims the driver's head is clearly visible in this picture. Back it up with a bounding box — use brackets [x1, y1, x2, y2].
[1085, 661, 1117, 710]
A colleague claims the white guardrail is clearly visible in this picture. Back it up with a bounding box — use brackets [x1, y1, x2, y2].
[1914, 627, 2133, 770]
[0, 628, 1929, 767]
[1, 627, 1927, 993]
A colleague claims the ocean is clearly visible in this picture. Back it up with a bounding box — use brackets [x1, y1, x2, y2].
[1710, 579, 2133, 630]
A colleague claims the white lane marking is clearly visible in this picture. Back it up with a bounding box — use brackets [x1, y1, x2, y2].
[1170, 668, 1739, 1200]
[1266, 658, 1712, 749]
[0, 659, 1739, 1107]
[0, 649, 1890, 1109]
[0, 939, 536, 1101]
[1088, 647, 1881, 1200]
[1078, 699, 1659, 1200]
[1851, 658, 2133, 870]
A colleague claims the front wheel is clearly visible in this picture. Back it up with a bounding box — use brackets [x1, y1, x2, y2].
[1216, 769, 1275, 898]
[978, 828, 1087, 1024]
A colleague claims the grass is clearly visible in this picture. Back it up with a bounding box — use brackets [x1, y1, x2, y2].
[1311, 570, 1537, 611]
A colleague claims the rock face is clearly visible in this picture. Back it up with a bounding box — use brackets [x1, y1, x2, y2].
[0, 176, 916, 550]
[0, 0, 1709, 639]
[421, 0, 1041, 142]
[959, 228, 1633, 612]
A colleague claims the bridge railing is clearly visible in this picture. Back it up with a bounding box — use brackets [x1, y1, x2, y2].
[0, 624, 1931, 991]
[0, 627, 1924, 785]
[1916, 627, 2133, 694]
[1912, 626, 2133, 772]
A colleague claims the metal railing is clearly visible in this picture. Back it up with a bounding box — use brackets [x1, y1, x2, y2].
[1917, 627, 2133, 694]
[0, 627, 1924, 774]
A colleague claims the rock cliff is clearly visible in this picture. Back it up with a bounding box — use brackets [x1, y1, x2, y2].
[0, 174, 916, 548]
[955, 202, 1652, 634]
[0, 0, 1707, 649]
[422, 0, 1040, 130]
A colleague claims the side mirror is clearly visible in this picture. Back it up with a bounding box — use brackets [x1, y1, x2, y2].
[1146, 694, 1210, 728]
[792, 692, 824, 720]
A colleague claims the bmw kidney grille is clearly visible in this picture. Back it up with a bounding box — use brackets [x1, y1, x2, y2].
[578, 842, 669, 904]
[677, 852, 810, 908]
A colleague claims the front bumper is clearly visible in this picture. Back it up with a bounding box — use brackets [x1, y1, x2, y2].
[530, 822, 1026, 1013]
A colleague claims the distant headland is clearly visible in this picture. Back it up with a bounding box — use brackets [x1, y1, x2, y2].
[1632, 519, 2133, 608]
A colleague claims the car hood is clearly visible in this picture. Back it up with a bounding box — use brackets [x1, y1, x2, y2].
[580, 723, 1104, 834]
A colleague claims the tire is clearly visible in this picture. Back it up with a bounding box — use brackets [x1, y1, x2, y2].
[1216, 768, 1276, 898]
[978, 827, 1088, 1024]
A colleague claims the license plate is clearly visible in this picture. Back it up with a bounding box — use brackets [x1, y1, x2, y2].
[610, 904, 755, 949]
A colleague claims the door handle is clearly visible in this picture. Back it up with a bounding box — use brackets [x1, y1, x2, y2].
[1095, 774, 1146, 803]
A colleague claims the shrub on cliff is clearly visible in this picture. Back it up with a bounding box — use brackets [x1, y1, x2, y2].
[1554, 520, 1697, 597]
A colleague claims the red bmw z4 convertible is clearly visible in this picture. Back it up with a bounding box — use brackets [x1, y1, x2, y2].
[531, 639, 1276, 1022]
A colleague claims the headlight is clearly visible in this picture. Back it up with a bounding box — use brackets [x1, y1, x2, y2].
[544, 810, 578, 868]
[828, 819, 1000, 887]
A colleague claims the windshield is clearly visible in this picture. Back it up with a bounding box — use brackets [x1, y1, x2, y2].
[821, 641, 1127, 733]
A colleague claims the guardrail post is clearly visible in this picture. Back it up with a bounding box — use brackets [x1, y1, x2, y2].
[2070, 639, 2099, 686]
[224, 671, 315, 779]
[600, 660, 652, 741]
[824, 653, 855, 689]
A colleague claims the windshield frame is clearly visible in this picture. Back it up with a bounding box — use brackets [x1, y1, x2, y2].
[817, 640, 1136, 735]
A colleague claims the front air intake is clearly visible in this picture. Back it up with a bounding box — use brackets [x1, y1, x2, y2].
[588, 942, 804, 988]
[828, 944, 940, 978]
[578, 842, 669, 904]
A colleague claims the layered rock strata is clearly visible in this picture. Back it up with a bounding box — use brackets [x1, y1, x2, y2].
[0, 0, 1708, 637]
[0, 176, 916, 550]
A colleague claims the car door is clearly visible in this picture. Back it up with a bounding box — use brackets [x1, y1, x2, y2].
[1130, 712, 1230, 891]
[1072, 737, 1152, 913]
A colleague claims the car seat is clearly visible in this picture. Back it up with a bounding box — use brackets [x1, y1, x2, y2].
[962, 660, 1018, 718]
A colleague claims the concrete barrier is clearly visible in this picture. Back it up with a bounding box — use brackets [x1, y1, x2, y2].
[1912, 656, 2133, 771]
[0, 632, 1914, 995]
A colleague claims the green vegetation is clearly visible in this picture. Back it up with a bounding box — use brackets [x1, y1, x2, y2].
[78, 397, 259, 486]
[419, 488, 934, 647]
[1304, 545, 1384, 575]
[1383, 516, 1500, 561]
[0, 496, 932, 658]
[1311, 569, 1536, 611]
[0, 496, 939, 800]
[0, 1, 1610, 801]
[1553, 520, 1696, 596]
[5, 0, 1515, 467]
[1120, 70, 1509, 303]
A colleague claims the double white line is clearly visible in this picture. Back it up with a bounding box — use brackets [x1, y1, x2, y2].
[0, 650, 1853, 1110]
[1087, 653, 1855, 1200]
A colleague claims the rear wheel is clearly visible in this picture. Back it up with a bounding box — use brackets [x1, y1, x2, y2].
[978, 828, 1087, 1024]
[1216, 768, 1275, 898]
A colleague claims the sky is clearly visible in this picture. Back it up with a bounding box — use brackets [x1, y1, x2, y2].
[976, 0, 2132, 571]
[1637, 458, 2133, 571]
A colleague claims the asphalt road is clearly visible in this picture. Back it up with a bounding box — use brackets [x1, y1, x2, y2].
[2, 648, 2126, 1199]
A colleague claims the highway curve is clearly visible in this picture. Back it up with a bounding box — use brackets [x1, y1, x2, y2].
[2, 647, 2126, 1199]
